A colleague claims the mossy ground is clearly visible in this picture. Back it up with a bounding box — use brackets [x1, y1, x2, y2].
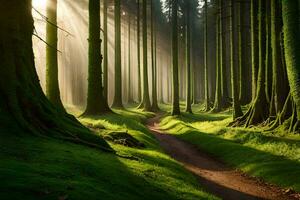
[159, 103, 300, 192]
[0, 105, 218, 200]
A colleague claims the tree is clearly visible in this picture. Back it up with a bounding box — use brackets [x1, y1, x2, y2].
[151, 0, 160, 111]
[46, 0, 64, 109]
[137, 0, 142, 103]
[184, 1, 192, 113]
[127, 13, 134, 103]
[103, 0, 109, 101]
[282, 0, 300, 131]
[139, 0, 152, 111]
[203, 0, 210, 112]
[238, 0, 251, 105]
[212, 0, 222, 112]
[84, 0, 111, 115]
[0, 0, 111, 151]
[171, 0, 180, 115]
[251, 0, 259, 101]
[230, 0, 243, 119]
[112, 0, 123, 108]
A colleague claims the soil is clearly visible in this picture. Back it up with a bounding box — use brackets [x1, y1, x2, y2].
[147, 115, 300, 200]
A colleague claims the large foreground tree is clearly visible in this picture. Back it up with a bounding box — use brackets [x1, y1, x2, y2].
[282, 0, 300, 131]
[0, 0, 111, 151]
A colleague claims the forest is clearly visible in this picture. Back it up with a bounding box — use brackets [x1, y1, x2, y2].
[1, 0, 300, 199]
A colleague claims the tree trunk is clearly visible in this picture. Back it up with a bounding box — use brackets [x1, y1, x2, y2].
[127, 15, 133, 103]
[139, 0, 151, 111]
[0, 0, 112, 151]
[46, 0, 64, 109]
[136, 0, 142, 103]
[112, 0, 123, 108]
[282, 0, 300, 131]
[185, 2, 192, 113]
[230, 0, 243, 119]
[203, 0, 210, 111]
[212, 0, 222, 112]
[171, 0, 180, 115]
[103, 0, 108, 102]
[251, 0, 259, 101]
[84, 0, 111, 115]
[151, 0, 159, 111]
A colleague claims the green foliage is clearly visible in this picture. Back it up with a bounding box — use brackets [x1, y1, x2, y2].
[159, 111, 300, 192]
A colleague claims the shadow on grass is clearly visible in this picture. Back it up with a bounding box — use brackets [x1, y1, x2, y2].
[0, 133, 216, 200]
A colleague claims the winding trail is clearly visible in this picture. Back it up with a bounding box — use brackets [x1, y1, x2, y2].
[146, 115, 300, 200]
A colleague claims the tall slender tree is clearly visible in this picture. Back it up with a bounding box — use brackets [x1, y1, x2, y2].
[251, 0, 259, 101]
[139, 0, 152, 110]
[136, 0, 142, 103]
[230, 0, 243, 119]
[184, 1, 192, 113]
[151, 0, 159, 111]
[171, 0, 180, 115]
[103, 0, 108, 102]
[203, 0, 210, 112]
[46, 0, 64, 109]
[112, 0, 123, 108]
[84, 0, 111, 115]
[212, 0, 222, 112]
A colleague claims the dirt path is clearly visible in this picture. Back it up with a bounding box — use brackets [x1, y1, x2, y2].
[147, 115, 299, 200]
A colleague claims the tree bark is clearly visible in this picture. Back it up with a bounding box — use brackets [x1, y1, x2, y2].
[46, 0, 64, 109]
[0, 0, 112, 151]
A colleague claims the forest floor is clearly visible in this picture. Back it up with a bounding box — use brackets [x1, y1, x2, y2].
[0, 106, 217, 200]
[147, 113, 300, 200]
[1, 104, 300, 199]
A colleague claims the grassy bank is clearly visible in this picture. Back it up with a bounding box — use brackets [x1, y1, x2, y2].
[159, 110, 300, 192]
[0, 107, 218, 200]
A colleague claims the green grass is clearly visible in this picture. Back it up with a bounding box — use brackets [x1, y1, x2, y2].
[0, 106, 218, 200]
[159, 109, 300, 192]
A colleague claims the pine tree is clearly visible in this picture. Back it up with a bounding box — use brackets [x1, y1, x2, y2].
[112, 0, 123, 108]
[171, 0, 180, 115]
[230, 0, 243, 119]
[84, 0, 111, 115]
[46, 0, 64, 110]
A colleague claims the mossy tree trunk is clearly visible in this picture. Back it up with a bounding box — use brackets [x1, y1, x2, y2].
[244, 0, 269, 126]
[151, 0, 159, 111]
[220, 0, 230, 108]
[282, 0, 300, 131]
[103, 0, 108, 102]
[112, 0, 123, 108]
[84, 0, 111, 115]
[171, 0, 180, 115]
[127, 14, 133, 103]
[139, 0, 151, 111]
[203, 0, 210, 112]
[251, 0, 259, 101]
[270, 0, 289, 118]
[46, 0, 64, 110]
[136, 0, 142, 103]
[230, 0, 243, 119]
[0, 0, 112, 151]
[238, 1, 251, 105]
[212, 0, 222, 112]
[185, 1, 192, 113]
